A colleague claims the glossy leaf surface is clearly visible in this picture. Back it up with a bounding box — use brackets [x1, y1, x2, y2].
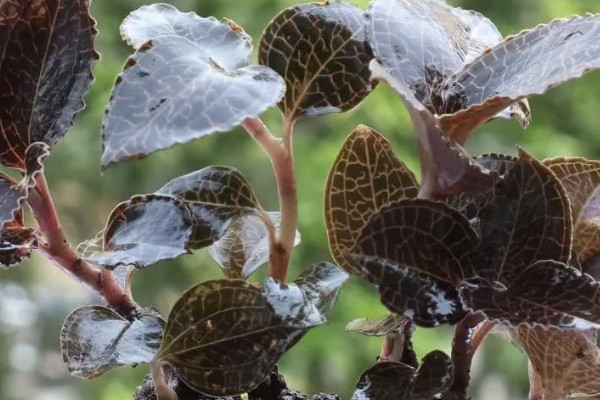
[102, 4, 284, 168]
[350, 199, 478, 326]
[60, 306, 164, 379]
[325, 125, 418, 275]
[208, 212, 301, 279]
[0, 0, 97, 169]
[461, 260, 600, 329]
[0, 222, 37, 268]
[157, 166, 260, 249]
[346, 314, 410, 337]
[259, 2, 374, 120]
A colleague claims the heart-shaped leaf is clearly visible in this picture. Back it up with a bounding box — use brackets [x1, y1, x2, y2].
[60, 306, 165, 379]
[208, 212, 301, 279]
[460, 260, 600, 329]
[156, 266, 347, 397]
[517, 326, 600, 399]
[102, 4, 285, 168]
[82, 194, 193, 269]
[0, 0, 97, 169]
[157, 166, 261, 249]
[352, 351, 452, 400]
[259, 2, 374, 121]
[470, 150, 572, 283]
[346, 314, 410, 337]
[0, 222, 37, 268]
[325, 125, 418, 275]
[349, 199, 478, 326]
[440, 14, 600, 142]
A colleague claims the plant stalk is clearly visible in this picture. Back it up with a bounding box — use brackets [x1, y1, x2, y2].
[151, 362, 178, 400]
[27, 172, 136, 316]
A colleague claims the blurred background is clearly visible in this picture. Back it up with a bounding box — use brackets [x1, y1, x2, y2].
[1, 0, 600, 399]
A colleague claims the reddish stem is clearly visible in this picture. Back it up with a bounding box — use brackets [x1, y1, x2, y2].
[27, 172, 136, 316]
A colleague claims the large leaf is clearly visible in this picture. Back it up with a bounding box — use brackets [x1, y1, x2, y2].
[60, 306, 164, 379]
[440, 14, 600, 141]
[208, 212, 301, 279]
[0, 0, 97, 169]
[460, 260, 600, 329]
[349, 199, 478, 326]
[157, 166, 261, 249]
[102, 4, 285, 168]
[351, 351, 452, 400]
[156, 265, 346, 396]
[517, 327, 600, 399]
[325, 125, 418, 275]
[259, 2, 374, 120]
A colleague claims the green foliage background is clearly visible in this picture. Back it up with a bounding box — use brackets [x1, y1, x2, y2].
[1, 1, 600, 399]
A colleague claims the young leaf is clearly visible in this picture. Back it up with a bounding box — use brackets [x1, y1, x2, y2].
[259, 2, 374, 121]
[441, 14, 600, 141]
[208, 212, 301, 279]
[84, 194, 194, 269]
[517, 327, 600, 399]
[346, 314, 410, 337]
[460, 260, 600, 329]
[134, 370, 243, 400]
[102, 4, 285, 168]
[60, 306, 165, 379]
[0, 0, 97, 169]
[325, 125, 418, 275]
[0, 222, 37, 268]
[157, 166, 261, 249]
[349, 199, 478, 326]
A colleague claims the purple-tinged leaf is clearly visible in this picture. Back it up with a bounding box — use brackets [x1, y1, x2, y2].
[441, 14, 600, 142]
[460, 260, 600, 329]
[102, 5, 284, 168]
[0, 0, 97, 169]
[60, 306, 164, 379]
[259, 2, 374, 120]
[0, 221, 37, 268]
[346, 314, 410, 337]
[325, 125, 418, 275]
[208, 212, 301, 279]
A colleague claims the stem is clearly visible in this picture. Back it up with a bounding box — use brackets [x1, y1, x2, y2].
[27, 172, 136, 316]
[151, 362, 178, 400]
[243, 117, 298, 282]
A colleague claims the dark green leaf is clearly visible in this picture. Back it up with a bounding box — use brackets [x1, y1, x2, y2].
[259, 2, 374, 120]
[60, 306, 164, 379]
[346, 314, 410, 337]
[325, 125, 418, 275]
[410, 351, 453, 400]
[0, 0, 97, 169]
[102, 4, 284, 168]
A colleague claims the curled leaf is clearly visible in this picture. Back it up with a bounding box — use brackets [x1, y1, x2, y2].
[260, 2, 374, 120]
[346, 314, 410, 337]
[60, 306, 164, 379]
[103, 4, 284, 168]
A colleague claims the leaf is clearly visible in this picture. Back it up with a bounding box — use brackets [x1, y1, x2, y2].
[472, 150, 572, 283]
[346, 314, 410, 337]
[349, 199, 478, 326]
[440, 14, 600, 142]
[0, 222, 37, 268]
[460, 260, 600, 329]
[84, 194, 194, 269]
[60, 306, 165, 379]
[157, 166, 261, 249]
[351, 351, 452, 400]
[156, 267, 346, 396]
[102, 4, 285, 168]
[208, 212, 301, 279]
[325, 125, 418, 275]
[0, 0, 97, 169]
[133, 371, 243, 400]
[259, 2, 374, 120]
[517, 326, 600, 399]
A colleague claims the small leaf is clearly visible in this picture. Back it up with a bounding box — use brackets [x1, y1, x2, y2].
[410, 351, 453, 400]
[259, 2, 375, 120]
[460, 260, 600, 329]
[349, 199, 478, 326]
[102, 5, 284, 168]
[517, 326, 600, 399]
[325, 125, 418, 275]
[0, 0, 98, 169]
[208, 212, 301, 279]
[85, 194, 193, 269]
[346, 314, 410, 337]
[0, 222, 37, 268]
[441, 14, 600, 141]
[157, 166, 261, 249]
[60, 306, 165, 379]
